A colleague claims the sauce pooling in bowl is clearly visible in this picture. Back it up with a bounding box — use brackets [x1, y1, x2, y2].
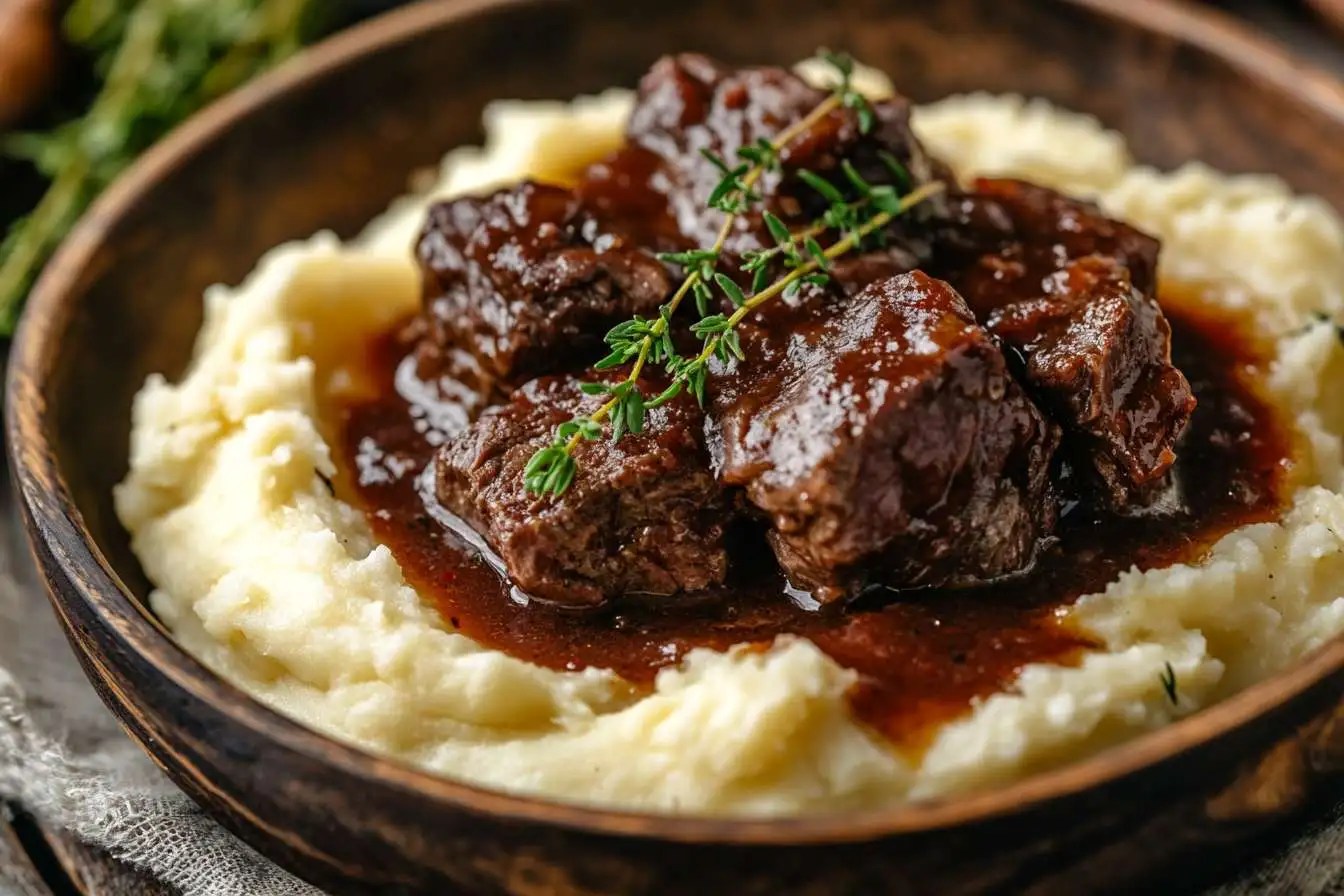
[329, 288, 1293, 749]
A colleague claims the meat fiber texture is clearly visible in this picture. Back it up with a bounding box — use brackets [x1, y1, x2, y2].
[712, 272, 1058, 601]
[437, 372, 729, 606]
[115, 64, 1344, 814]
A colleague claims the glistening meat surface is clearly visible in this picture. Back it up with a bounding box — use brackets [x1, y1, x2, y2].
[938, 178, 1195, 505]
[435, 372, 730, 607]
[709, 271, 1060, 602]
[420, 57, 1198, 608]
[417, 181, 672, 389]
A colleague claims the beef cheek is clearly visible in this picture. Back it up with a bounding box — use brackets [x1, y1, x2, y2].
[435, 373, 729, 607]
[942, 178, 1195, 506]
[984, 255, 1197, 504]
[627, 53, 949, 294]
[416, 181, 672, 388]
[709, 271, 1060, 603]
[946, 177, 1161, 296]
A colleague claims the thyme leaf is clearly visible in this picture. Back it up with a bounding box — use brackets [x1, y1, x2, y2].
[1159, 661, 1179, 706]
[526, 48, 941, 497]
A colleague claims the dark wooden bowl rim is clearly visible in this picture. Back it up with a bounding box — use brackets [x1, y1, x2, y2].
[7, 0, 1344, 845]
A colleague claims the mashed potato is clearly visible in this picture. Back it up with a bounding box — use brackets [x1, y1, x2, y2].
[114, 65, 1344, 815]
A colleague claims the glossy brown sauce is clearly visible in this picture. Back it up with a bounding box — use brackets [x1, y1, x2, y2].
[330, 288, 1294, 749]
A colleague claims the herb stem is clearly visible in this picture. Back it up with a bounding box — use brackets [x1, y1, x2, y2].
[745, 201, 864, 271]
[559, 181, 944, 464]
[693, 180, 946, 367]
[766, 94, 843, 170]
[0, 0, 318, 332]
[666, 94, 844, 328]
[525, 55, 912, 497]
[0, 0, 171, 328]
[557, 95, 845, 460]
[696, 93, 841, 273]
[565, 354, 646, 453]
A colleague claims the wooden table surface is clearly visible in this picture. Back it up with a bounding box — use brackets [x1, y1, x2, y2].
[3, 1, 1342, 894]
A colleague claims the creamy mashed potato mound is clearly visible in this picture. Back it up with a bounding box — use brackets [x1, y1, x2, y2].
[115, 64, 1344, 814]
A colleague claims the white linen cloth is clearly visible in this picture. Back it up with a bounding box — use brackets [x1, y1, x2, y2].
[0, 469, 319, 896]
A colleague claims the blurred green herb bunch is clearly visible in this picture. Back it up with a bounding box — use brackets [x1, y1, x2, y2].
[0, 0, 396, 335]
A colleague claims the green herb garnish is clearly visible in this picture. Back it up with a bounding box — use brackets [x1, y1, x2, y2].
[0, 0, 329, 334]
[1160, 661, 1179, 706]
[525, 50, 945, 498]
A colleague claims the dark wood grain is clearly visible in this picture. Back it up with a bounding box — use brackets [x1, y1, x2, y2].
[42, 829, 177, 896]
[1225, 0, 1344, 70]
[1306, 0, 1344, 35]
[1, 807, 56, 896]
[1, 803, 174, 896]
[4, 0, 1344, 894]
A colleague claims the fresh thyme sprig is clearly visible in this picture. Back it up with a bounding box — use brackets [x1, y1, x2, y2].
[0, 0, 327, 334]
[1159, 661, 1179, 706]
[525, 50, 941, 499]
[817, 48, 876, 133]
[676, 179, 946, 390]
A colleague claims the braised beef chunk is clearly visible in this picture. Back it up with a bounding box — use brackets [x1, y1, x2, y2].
[574, 145, 690, 254]
[410, 57, 1208, 609]
[981, 255, 1195, 504]
[416, 181, 672, 387]
[710, 271, 1059, 602]
[435, 373, 729, 607]
[947, 178, 1160, 298]
[627, 54, 948, 290]
[942, 178, 1195, 505]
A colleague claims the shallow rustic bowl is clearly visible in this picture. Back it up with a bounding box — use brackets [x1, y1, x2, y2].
[7, 0, 1344, 893]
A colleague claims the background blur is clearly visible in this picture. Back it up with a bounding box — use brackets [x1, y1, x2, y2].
[0, 0, 412, 336]
[0, 0, 1338, 339]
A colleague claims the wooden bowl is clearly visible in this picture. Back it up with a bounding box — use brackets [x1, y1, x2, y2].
[7, 0, 1344, 892]
[1308, 0, 1344, 35]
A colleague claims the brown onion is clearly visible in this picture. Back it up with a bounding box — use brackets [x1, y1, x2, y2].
[0, 0, 58, 131]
